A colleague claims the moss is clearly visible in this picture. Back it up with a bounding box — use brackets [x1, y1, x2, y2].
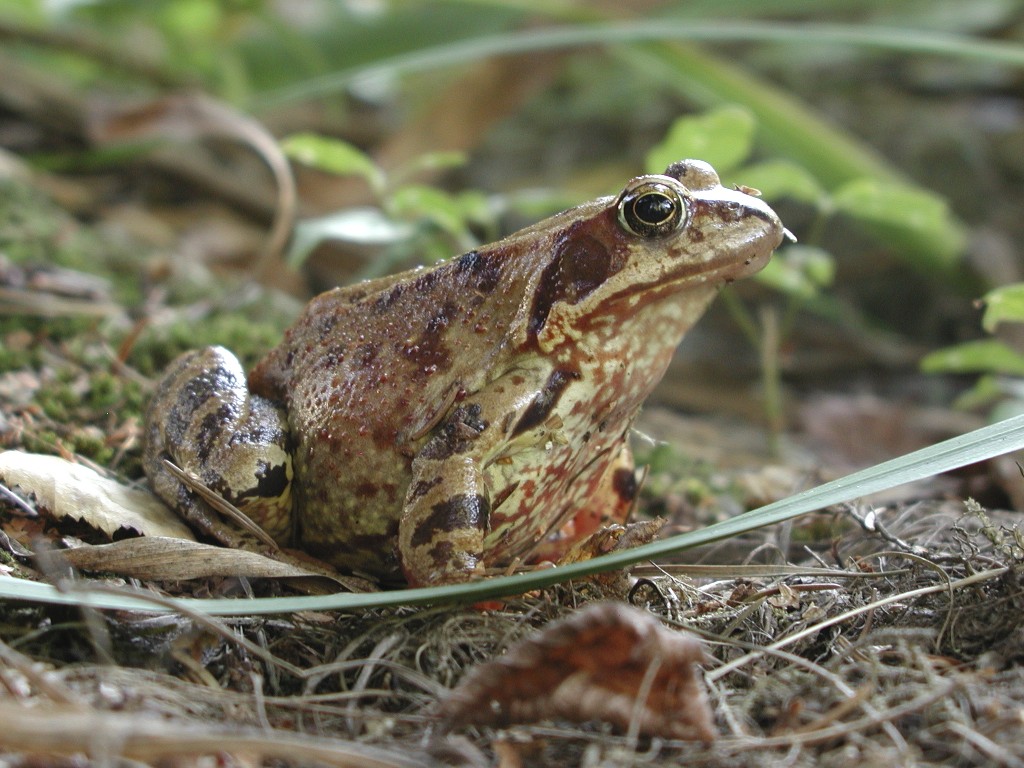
[129, 308, 290, 376]
[0, 318, 106, 374]
[0, 182, 65, 262]
[0, 178, 299, 476]
[19, 429, 61, 455]
[35, 379, 75, 423]
[0, 327, 34, 372]
[0, 347, 30, 372]
[22, 356, 147, 465]
[0, 179, 149, 305]
[679, 476, 715, 507]
[83, 370, 130, 411]
[68, 430, 114, 465]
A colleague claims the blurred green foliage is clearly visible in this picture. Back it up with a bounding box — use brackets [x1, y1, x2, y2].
[922, 283, 1024, 418]
[283, 134, 496, 269]
[2, 0, 1004, 274]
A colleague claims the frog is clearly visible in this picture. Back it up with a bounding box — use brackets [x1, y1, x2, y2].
[142, 159, 786, 587]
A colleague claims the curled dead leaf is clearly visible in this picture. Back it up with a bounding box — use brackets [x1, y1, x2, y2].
[88, 92, 296, 275]
[437, 601, 716, 741]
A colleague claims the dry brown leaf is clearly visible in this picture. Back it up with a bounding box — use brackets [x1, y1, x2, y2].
[438, 601, 717, 741]
[59, 537, 345, 588]
[0, 451, 194, 540]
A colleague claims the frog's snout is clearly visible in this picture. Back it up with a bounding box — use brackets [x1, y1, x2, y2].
[702, 187, 786, 281]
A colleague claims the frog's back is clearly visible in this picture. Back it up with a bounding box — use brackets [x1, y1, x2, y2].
[252, 247, 536, 429]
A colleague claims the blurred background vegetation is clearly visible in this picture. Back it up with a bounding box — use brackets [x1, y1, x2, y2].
[2, 0, 1024, 462]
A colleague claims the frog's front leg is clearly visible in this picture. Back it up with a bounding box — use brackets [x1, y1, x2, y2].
[143, 346, 294, 548]
[398, 371, 554, 586]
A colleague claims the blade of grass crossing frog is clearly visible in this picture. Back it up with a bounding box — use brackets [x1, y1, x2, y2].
[1, 414, 1023, 614]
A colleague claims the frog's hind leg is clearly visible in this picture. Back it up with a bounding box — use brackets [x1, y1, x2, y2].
[142, 346, 294, 547]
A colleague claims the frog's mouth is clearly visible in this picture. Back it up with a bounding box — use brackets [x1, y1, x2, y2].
[679, 222, 783, 281]
[714, 230, 781, 282]
[581, 240, 777, 331]
[601, 210, 785, 314]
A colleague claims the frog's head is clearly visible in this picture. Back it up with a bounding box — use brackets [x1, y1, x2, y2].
[526, 159, 786, 352]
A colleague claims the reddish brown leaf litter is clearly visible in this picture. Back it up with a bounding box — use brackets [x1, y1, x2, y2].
[438, 601, 717, 741]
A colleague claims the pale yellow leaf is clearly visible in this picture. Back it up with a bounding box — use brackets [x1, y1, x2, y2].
[0, 451, 194, 541]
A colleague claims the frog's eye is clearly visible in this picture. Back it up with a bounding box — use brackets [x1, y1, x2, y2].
[617, 181, 687, 238]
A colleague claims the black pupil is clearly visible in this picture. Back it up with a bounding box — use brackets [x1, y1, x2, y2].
[633, 193, 674, 224]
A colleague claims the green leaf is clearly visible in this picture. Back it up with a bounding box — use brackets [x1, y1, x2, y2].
[952, 374, 1005, 411]
[982, 283, 1024, 332]
[389, 185, 471, 239]
[732, 160, 827, 206]
[395, 150, 468, 182]
[281, 133, 383, 191]
[287, 208, 415, 267]
[921, 339, 1024, 376]
[645, 105, 755, 176]
[756, 245, 835, 299]
[159, 0, 221, 41]
[832, 178, 966, 268]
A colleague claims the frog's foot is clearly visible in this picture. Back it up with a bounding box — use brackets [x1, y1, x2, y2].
[557, 518, 665, 566]
[530, 443, 639, 563]
[143, 346, 294, 548]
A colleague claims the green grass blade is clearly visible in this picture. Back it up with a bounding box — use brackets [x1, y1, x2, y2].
[2, 414, 1024, 615]
[256, 20, 1024, 107]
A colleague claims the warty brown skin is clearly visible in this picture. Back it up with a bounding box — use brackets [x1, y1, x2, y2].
[143, 159, 785, 586]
